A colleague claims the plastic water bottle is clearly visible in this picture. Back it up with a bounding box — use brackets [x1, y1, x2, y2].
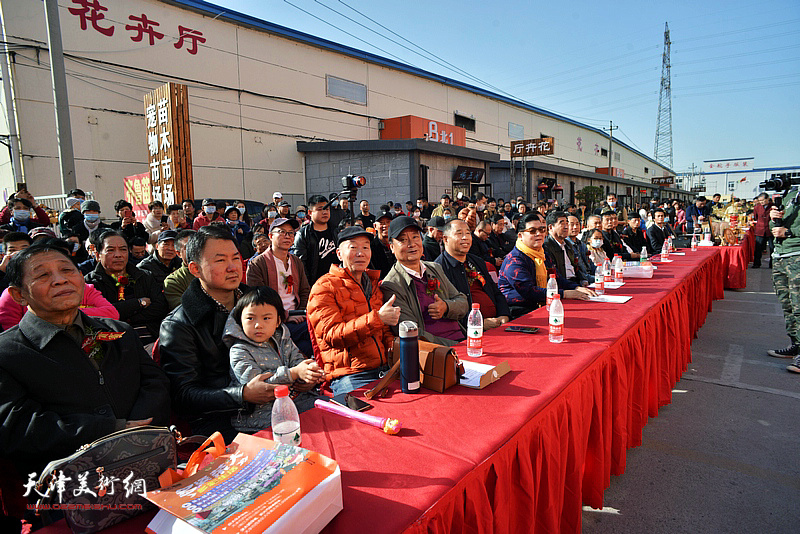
[661, 241, 669, 262]
[549, 294, 564, 343]
[691, 234, 698, 251]
[271, 385, 301, 446]
[594, 263, 605, 295]
[398, 321, 420, 393]
[668, 235, 674, 251]
[602, 257, 612, 284]
[466, 304, 484, 358]
[545, 274, 558, 310]
[613, 255, 624, 283]
[639, 246, 648, 265]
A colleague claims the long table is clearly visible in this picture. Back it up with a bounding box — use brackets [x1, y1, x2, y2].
[719, 228, 755, 289]
[274, 248, 724, 533]
[39, 248, 725, 534]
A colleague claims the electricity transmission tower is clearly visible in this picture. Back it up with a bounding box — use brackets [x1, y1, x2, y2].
[654, 22, 673, 170]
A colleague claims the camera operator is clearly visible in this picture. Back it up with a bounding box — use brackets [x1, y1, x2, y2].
[766, 186, 800, 372]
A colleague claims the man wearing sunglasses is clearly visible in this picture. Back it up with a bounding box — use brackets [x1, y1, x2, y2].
[498, 212, 595, 317]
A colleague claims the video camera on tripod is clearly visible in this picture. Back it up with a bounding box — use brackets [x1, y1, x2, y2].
[325, 175, 367, 224]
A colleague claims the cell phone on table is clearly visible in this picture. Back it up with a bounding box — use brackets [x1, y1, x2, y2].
[505, 325, 539, 334]
[330, 393, 372, 412]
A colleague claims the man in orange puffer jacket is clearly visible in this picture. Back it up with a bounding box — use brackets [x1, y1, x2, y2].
[307, 226, 401, 395]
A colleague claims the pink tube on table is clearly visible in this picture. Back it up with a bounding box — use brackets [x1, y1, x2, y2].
[314, 399, 402, 435]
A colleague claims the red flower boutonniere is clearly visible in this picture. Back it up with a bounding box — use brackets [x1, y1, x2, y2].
[425, 276, 441, 296]
[281, 272, 294, 294]
[80, 327, 125, 362]
[465, 262, 486, 287]
[112, 273, 130, 301]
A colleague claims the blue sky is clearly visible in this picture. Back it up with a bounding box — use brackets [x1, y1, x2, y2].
[213, 0, 800, 173]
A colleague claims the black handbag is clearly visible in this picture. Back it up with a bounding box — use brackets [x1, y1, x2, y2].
[34, 426, 178, 534]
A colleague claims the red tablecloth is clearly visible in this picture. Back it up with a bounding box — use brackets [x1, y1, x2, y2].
[38, 249, 724, 534]
[719, 230, 754, 289]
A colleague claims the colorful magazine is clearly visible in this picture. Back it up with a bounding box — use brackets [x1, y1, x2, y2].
[145, 434, 340, 533]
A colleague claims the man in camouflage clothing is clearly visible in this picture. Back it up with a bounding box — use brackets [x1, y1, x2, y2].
[766, 185, 800, 373]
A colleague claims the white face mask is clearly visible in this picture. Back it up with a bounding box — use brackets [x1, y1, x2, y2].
[237, 206, 246, 215]
[13, 209, 31, 221]
[268, 211, 277, 219]
[591, 239, 603, 248]
[477, 204, 485, 211]
[204, 205, 216, 214]
[608, 201, 617, 208]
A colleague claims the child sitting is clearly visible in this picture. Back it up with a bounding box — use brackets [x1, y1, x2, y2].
[224, 286, 323, 432]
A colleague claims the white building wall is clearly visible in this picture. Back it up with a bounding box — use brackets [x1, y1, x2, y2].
[1, 0, 673, 213]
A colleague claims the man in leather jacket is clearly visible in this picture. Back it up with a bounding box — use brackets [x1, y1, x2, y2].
[159, 226, 278, 440]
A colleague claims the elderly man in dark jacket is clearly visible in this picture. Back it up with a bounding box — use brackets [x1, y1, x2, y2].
[85, 230, 168, 344]
[159, 226, 281, 441]
[543, 210, 590, 287]
[0, 243, 170, 476]
[137, 230, 183, 285]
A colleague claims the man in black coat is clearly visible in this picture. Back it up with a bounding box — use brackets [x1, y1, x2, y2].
[486, 214, 514, 260]
[110, 200, 150, 244]
[137, 230, 183, 286]
[422, 216, 445, 261]
[435, 219, 510, 330]
[159, 226, 281, 441]
[291, 195, 338, 285]
[600, 210, 638, 261]
[543, 211, 590, 287]
[85, 230, 168, 344]
[619, 213, 652, 255]
[0, 243, 169, 474]
[368, 210, 396, 277]
[647, 208, 675, 252]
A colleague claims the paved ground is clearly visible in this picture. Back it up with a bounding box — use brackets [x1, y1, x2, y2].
[582, 265, 800, 533]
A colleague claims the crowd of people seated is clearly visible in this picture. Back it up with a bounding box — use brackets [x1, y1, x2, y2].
[0, 186, 752, 528]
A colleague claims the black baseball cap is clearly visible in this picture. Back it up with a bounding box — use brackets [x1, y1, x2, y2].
[376, 210, 394, 222]
[427, 216, 445, 230]
[337, 226, 372, 244]
[157, 230, 178, 243]
[388, 216, 422, 240]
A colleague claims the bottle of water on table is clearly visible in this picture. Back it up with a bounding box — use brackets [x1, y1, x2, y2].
[661, 241, 669, 262]
[595, 263, 605, 295]
[549, 294, 564, 343]
[272, 385, 301, 446]
[467, 304, 483, 358]
[546, 274, 557, 310]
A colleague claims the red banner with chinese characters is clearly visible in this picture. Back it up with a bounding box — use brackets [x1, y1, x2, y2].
[123, 173, 151, 220]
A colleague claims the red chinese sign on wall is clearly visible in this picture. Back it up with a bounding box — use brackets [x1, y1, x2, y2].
[67, 0, 207, 55]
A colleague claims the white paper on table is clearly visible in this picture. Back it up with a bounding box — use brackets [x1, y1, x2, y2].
[588, 295, 632, 303]
[589, 281, 624, 289]
[654, 258, 673, 263]
[671, 252, 686, 255]
[460, 360, 496, 388]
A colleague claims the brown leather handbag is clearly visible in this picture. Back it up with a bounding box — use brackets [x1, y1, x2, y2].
[389, 339, 462, 393]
